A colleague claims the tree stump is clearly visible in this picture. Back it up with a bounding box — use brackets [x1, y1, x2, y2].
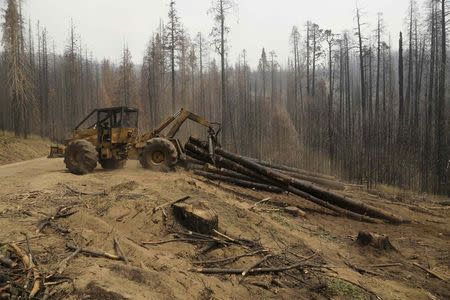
[172, 200, 218, 234]
[356, 231, 397, 251]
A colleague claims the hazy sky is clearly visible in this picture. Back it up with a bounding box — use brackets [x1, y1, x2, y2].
[20, 0, 411, 67]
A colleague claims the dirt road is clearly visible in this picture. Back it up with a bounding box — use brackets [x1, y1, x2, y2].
[0, 158, 449, 299]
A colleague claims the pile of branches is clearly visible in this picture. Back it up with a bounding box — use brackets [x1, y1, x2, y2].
[185, 137, 405, 224]
[0, 242, 43, 299]
[141, 228, 326, 289]
[139, 229, 260, 253]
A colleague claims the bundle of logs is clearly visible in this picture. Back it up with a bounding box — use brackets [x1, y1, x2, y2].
[184, 137, 405, 224]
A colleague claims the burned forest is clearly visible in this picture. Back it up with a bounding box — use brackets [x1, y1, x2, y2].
[0, 0, 449, 299]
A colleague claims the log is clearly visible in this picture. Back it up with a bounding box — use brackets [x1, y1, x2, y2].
[285, 185, 379, 223]
[189, 143, 379, 223]
[279, 169, 345, 190]
[215, 147, 405, 224]
[186, 143, 274, 183]
[189, 136, 336, 183]
[189, 163, 258, 183]
[172, 200, 219, 234]
[246, 157, 336, 181]
[193, 170, 283, 194]
[183, 156, 207, 166]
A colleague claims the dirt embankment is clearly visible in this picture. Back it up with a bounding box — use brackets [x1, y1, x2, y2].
[0, 132, 50, 165]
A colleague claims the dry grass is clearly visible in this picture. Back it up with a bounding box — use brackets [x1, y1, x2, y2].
[0, 131, 50, 165]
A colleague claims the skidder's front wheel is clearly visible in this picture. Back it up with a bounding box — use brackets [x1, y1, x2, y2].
[64, 139, 98, 175]
[139, 138, 178, 172]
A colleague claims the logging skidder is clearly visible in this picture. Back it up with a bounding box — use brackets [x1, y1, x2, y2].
[48, 107, 220, 174]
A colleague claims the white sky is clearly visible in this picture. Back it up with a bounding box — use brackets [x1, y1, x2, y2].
[20, 0, 411, 67]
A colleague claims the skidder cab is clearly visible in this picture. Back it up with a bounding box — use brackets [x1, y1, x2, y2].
[63, 106, 139, 174]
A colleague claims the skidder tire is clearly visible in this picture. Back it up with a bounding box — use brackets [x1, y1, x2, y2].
[64, 139, 98, 175]
[139, 138, 178, 172]
[99, 159, 127, 170]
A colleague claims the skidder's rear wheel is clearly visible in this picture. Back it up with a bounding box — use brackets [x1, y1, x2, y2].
[139, 138, 178, 172]
[64, 139, 98, 175]
[99, 159, 127, 170]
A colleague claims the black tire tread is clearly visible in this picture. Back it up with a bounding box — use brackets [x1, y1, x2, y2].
[139, 138, 178, 171]
[64, 139, 98, 175]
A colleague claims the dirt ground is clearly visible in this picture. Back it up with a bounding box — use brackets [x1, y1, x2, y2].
[0, 158, 449, 299]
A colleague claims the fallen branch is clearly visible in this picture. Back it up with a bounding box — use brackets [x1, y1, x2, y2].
[62, 183, 107, 196]
[36, 206, 78, 234]
[141, 238, 216, 245]
[192, 250, 268, 265]
[241, 254, 274, 278]
[57, 246, 82, 274]
[10, 243, 42, 298]
[57, 240, 93, 275]
[367, 263, 402, 268]
[345, 261, 382, 276]
[126, 237, 149, 250]
[412, 262, 447, 281]
[249, 198, 272, 211]
[190, 262, 324, 275]
[213, 230, 236, 243]
[113, 237, 129, 264]
[152, 196, 190, 214]
[66, 244, 121, 260]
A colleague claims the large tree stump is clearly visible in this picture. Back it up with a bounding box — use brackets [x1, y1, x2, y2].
[356, 231, 397, 251]
[172, 200, 218, 234]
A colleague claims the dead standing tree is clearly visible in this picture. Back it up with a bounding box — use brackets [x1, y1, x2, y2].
[436, 0, 447, 193]
[289, 26, 301, 129]
[310, 23, 323, 98]
[116, 45, 134, 106]
[165, 0, 183, 112]
[355, 5, 368, 184]
[195, 32, 207, 115]
[324, 29, 335, 167]
[208, 0, 236, 148]
[2, 0, 35, 137]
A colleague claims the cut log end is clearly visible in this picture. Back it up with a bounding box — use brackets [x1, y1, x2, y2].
[172, 200, 218, 234]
